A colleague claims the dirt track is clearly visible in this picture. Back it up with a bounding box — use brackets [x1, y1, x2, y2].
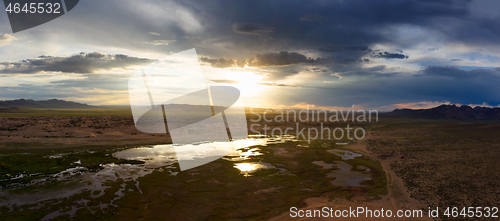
[270, 133, 431, 220]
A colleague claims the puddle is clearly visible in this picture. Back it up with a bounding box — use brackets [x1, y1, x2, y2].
[230, 136, 297, 176]
[356, 165, 370, 172]
[326, 161, 371, 187]
[321, 143, 331, 147]
[233, 162, 276, 177]
[313, 151, 372, 187]
[327, 149, 363, 160]
[312, 161, 335, 169]
[261, 135, 297, 146]
[222, 147, 263, 161]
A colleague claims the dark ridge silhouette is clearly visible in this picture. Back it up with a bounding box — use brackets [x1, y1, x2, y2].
[0, 99, 229, 111]
[385, 104, 500, 120]
[0, 99, 93, 109]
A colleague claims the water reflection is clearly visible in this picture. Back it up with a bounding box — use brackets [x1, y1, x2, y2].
[327, 161, 371, 187]
[222, 147, 263, 161]
[233, 162, 276, 177]
[0, 135, 377, 220]
[327, 149, 363, 160]
[0, 138, 269, 218]
[312, 161, 335, 169]
[114, 139, 266, 163]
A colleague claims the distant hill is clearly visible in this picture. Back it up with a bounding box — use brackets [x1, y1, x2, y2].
[0, 99, 93, 109]
[385, 104, 500, 120]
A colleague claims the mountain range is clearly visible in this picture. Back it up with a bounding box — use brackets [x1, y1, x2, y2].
[1, 99, 500, 120]
[0, 99, 93, 109]
[385, 104, 500, 120]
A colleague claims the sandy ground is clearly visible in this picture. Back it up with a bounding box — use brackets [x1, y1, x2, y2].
[270, 133, 431, 221]
[0, 116, 172, 149]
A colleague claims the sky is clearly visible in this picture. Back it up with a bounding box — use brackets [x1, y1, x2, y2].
[0, 0, 500, 111]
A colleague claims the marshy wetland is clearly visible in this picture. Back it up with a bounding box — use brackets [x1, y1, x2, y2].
[2, 113, 500, 220]
[0, 135, 387, 220]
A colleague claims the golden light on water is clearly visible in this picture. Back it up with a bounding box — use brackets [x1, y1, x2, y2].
[233, 162, 268, 177]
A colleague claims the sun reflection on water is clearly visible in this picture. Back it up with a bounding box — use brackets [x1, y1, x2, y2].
[233, 162, 274, 177]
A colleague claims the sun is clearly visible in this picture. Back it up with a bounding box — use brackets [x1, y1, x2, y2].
[203, 66, 268, 99]
[230, 71, 266, 97]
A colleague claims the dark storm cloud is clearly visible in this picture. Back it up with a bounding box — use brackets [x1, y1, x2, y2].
[8, 0, 494, 61]
[333, 65, 400, 78]
[201, 51, 315, 68]
[371, 52, 409, 59]
[1, 0, 499, 109]
[256, 65, 303, 81]
[420, 66, 500, 79]
[232, 22, 274, 38]
[299, 14, 327, 23]
[319, 46, 370, 53]
[0, 53, 153, 74]
[185, 0, 478, 56]
[22, 0, 494, 64]
[201, 51, 367, 69]
[252, 51, 315, 66]
[274, 66, 500, 109]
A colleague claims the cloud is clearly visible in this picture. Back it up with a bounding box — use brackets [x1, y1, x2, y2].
[319, 46, 370, 53]
[300, 14, 327, 23]
[182, 36, 201, 39]
[209, 79, 239, 84]
[420, 66, 500, 79]
[0, 34, 20, 47]
[144, 40, 176, 45]
[286, 66, 500, 109]
[258, 82, 297, 87]
[371, 52, 409, 59]
[201, 51, 364, 69]
[232, 22, 274, 38]
[49, 73, 130, 91]
[200, 57, 246, 68]
[0, 52, 153, 74]
[1, 0, 499, 110]
[201, 51, 316, 68]
[252, 51, 317, 66]
[249, 64, 500, 109]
